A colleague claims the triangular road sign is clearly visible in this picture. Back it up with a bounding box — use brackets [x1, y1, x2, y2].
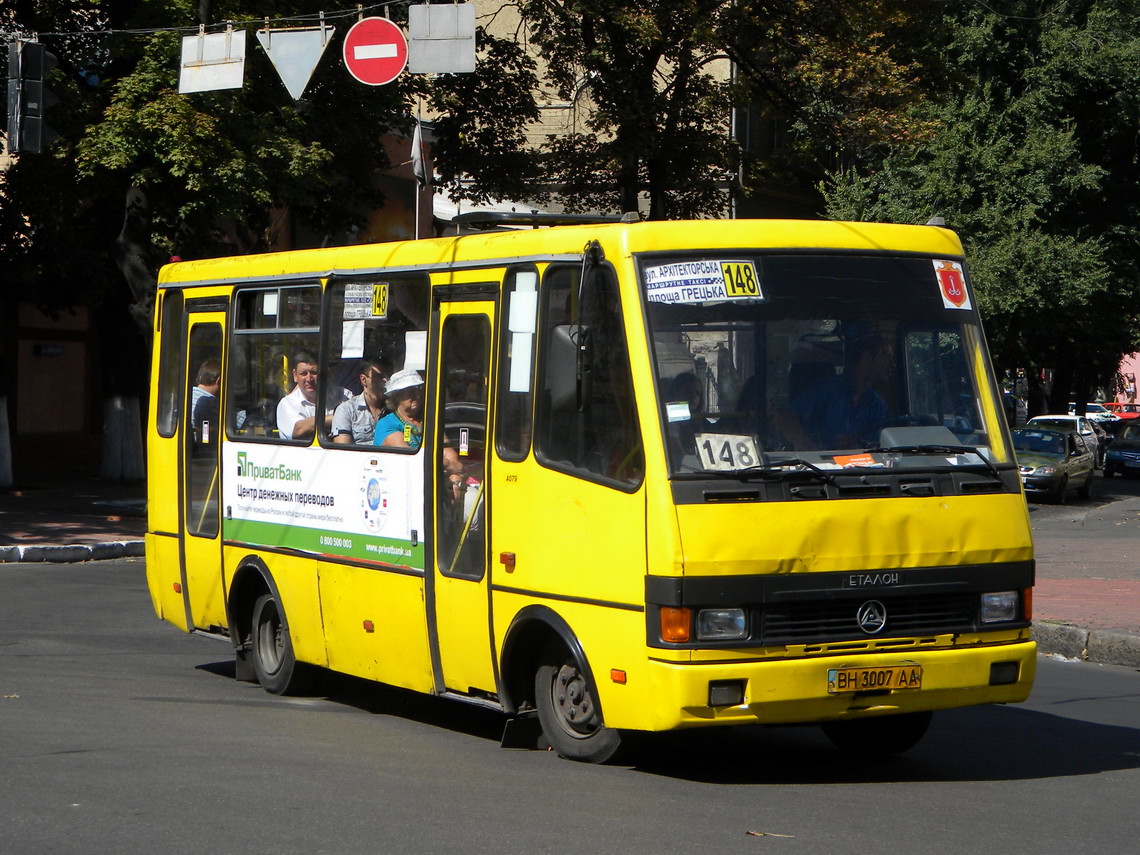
[256, 26, 335, 100]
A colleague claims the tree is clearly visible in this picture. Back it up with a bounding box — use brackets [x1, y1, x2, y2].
[436, 2, 935, 220]
[822, 0, 1140, 413]
[1, 1, 417, 478]
[510, 0, 736, 219]
[720, 0, 938, 198]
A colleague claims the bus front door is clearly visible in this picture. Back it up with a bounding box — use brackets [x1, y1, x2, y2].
[429, 301, 496, 696]
[179, 312, 227, 633]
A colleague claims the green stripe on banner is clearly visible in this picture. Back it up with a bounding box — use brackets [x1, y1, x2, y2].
[224, 517, 424, 570]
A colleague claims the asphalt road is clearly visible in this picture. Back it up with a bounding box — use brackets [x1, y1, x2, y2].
[1028, 469, 1140, 582]
[2, 559, 1138, 855]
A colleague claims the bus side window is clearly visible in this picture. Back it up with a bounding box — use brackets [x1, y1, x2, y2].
[319, 277, 430, 447]
[535, 264, 644, 487]
[229, 285, 321, 441]
[156, 290, 185, 438]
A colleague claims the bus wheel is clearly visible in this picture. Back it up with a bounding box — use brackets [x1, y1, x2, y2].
[535, 650, 622, 763]
[821, 711, 932, 758]
[250, 593, 312, 695]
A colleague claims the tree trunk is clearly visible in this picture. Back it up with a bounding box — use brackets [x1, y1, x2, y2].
[105, 184, 156, 480]
[1025, 367, 1048, 419]
[113, 184, 159, 344]
[1049, 361, 1073, 414]
[0, 397, 12, 489]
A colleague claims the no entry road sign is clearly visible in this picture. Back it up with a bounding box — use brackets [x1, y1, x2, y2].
[343, 17, 408, 86]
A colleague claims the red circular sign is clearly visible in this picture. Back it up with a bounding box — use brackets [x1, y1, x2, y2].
[343, 17, 408, 86]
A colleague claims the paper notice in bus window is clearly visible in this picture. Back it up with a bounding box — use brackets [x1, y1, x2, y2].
[645, 260, 763, 305]
[341, 319, 364, 358]
[509, 289, 537, 333]
[404, 331, 428, 370]
[509, 332, 533, 392]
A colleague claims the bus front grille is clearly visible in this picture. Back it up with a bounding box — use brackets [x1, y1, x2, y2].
[760, 593, 976, 644]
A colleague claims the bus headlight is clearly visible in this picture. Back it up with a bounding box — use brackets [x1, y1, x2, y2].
[980, 591, 1018, 623]
[696, 608, 748, 640]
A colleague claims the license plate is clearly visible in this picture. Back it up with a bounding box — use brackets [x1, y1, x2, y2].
[827, 665, 923, 693]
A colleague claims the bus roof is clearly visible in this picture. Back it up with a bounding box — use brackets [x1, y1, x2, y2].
[156, 218, 966, 287]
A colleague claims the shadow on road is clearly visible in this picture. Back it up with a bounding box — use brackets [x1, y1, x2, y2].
[626, 703, 1140, 784]
[196, 659, 1140, 784]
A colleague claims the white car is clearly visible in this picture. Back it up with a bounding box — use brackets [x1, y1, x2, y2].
[1068, 402, 1117, 423]
[1028, 414, 1104, 467]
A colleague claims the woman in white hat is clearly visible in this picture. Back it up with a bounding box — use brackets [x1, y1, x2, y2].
[374, 368, 425, 448]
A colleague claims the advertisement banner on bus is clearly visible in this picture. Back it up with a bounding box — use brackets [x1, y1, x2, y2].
[221, 443, 425, 571]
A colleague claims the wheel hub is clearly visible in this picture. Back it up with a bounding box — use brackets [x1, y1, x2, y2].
[553, 663, 598, 737]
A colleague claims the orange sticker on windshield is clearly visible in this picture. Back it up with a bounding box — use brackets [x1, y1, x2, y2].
[934, 260, 971, 310]
[834, 453, 878, 468]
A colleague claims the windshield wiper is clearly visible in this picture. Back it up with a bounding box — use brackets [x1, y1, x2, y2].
[732, 457, 839, 486]
[865, 444, 1003, 480]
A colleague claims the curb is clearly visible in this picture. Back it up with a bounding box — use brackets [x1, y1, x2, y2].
[1032, 621, 1140, 668]
[0, 540, 146, 564]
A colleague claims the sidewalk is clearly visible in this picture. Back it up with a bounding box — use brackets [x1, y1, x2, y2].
[0, 475, 146, 563]
[1, 475, 1137, 667]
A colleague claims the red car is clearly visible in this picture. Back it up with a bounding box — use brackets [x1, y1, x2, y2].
[1103, 402, 1140, 419]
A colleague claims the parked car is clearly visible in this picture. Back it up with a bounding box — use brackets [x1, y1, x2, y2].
[1027, 414, 1104, 467]
[1102, 402, 1140, 420]
[1104, 421, 1140, 477]
[1068, 402, 1117, 423]
[1011, 427, 1095, 503]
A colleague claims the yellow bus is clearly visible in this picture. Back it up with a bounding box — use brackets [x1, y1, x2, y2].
[146, 216, 1036, 762]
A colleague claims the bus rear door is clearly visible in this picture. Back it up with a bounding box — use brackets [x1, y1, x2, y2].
[180, 308, 227, 632]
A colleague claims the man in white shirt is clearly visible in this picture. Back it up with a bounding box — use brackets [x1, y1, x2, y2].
[277, 351, 337, 441]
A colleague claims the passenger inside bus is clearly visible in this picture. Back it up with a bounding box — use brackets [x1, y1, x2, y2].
[374, 368, 425, 449]
[331, 357, 390, 445]
[775, 333, 892, 451]
[277, 351, 345, 441]
[190, 359, 220, 444]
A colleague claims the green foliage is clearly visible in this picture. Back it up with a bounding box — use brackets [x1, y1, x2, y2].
[518, 0, 736, 219]
[428, 29, 542, 205]
[822, 0, 1140, 395]
[721, 0, 938, 192]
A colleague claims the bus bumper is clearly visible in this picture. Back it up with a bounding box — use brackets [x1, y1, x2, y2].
[636, 639, 1037, 731]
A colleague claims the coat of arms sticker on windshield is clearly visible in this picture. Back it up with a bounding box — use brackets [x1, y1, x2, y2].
[645, 260, 763, 304]
[934, 259, 971, 310]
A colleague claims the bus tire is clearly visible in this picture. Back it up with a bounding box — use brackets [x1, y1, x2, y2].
[534, 648, 622, 763]
[821, 710, 933, 757]
[250, 593, 312, 696]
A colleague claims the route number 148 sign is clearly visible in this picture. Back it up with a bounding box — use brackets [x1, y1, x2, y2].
[695, 433, 761, 471]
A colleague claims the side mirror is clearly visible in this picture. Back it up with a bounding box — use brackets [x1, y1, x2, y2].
[549, 324, 593, 412]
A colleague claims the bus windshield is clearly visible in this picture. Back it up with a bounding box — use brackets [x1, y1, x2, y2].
[642, 253, 1001, 476]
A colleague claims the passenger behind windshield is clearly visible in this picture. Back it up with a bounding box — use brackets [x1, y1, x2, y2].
[666, 371, 709, 455]
[775, 334, 892, 452]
